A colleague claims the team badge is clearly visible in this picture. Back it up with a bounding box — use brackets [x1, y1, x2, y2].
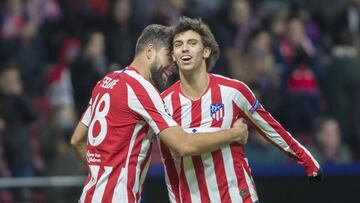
[210, 103, 224, 121]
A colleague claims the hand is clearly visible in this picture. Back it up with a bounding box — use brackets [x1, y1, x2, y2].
[232, 118, 248, 145]
[308, 167, 323, 184]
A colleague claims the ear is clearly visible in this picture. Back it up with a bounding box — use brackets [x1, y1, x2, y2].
[203, 47, 211, 59]
[145, 44, 155, 60]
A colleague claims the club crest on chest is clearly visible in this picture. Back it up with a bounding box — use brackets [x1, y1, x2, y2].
[210, 103, 224, 121]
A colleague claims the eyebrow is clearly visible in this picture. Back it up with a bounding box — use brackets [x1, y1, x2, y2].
[173, 38, 199, 43]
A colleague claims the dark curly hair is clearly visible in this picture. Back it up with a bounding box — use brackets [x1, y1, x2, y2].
[171, 16, 220, 72]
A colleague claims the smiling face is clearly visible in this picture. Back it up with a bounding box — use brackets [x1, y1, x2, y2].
[172, 30, 210, 73]
[150, 46, 175, 90]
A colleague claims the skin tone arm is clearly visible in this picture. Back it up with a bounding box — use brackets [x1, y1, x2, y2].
[71, 119, 248, 166]
[159, 118, 248, 157]
[70, 122, 88, 166]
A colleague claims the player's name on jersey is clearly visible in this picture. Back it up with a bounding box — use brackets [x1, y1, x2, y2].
[100, 76, 119, 89]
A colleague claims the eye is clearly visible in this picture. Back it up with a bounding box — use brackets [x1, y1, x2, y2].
[188, 40, 197, 46]
[174, 42, 182, 48]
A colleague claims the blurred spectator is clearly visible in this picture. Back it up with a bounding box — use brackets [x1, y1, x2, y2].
[228, 29, 281, 114]
[297, 6, 321, 46]
[275, 17, 321, 134]
[245, 129, 287, 164]
[31, 0, 62, 63]
[38, 38, 81, 203]
[0, 0, 26, 61]
[71, 0, 110, 28]
[104, 0, 138, 68]
[218, 0, 260, 51]
[44, 37, 80, 139]
[151, 0, 187, 25]
[185, 0, 223, 19]
[0, 115, 14, 203]
[308, 117, 352, 163]
[25, 0, 61, 27]
[213, 0, 261, 76]
[322, 32, 360, 157]
[70, 31, 108, 118]
[39, 111, 84, 203]
[16, 22, 46, 96]
[0, 63, 38, 201]
[331, 0, 360, 49]
[0, 0, 55, 96]
[268, 8, 288, 47]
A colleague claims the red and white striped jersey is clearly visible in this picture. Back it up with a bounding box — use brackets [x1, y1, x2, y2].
[79, 67, 177, 203]
[159, 74, 320, 203]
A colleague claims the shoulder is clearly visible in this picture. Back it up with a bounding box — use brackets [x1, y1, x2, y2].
[121, 71, 164, 102]
[161, 80, 180, 99]
[124, 70, 158, 92]
[211, 74, 250, 91]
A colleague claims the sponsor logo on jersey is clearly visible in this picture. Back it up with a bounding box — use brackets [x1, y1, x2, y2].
[210, 103, 224, 121]
[86, 151, 101, 163]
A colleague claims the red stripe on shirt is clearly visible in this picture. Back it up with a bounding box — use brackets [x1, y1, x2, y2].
[127, 126, 149, 202]
[171, 89, 182, 125]
[101, 167, 121, 202]
[230, 103, 253, 203]
[210, 82, 232, 203]
[126, 76, 170, 133]
[230, 143, 252, 203]
[159, 141, 181, 202]
[136, 127, 152, 201]
[169, 88, 191, 202]
[190, 100, 211, 203]
[179, 160, 192, 203]
[85, 167, 104, 203]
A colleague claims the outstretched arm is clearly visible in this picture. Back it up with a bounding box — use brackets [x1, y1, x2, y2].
[232, 81, 321, 181]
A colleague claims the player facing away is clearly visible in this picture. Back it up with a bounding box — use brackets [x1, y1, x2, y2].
[158, 17, 323, 203]
[70, 24, 249, 203]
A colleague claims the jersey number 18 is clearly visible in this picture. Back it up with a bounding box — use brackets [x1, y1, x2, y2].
[88, 93, 111, 146]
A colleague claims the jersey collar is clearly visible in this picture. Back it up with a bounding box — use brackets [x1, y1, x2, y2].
[125, 66, 140, 74]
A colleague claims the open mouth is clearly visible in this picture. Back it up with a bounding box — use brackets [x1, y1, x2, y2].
[180, 55, 192, 64]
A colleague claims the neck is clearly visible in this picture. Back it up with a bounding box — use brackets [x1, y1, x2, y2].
[179, 64, 209, 100]
[129, 54, 151, 81]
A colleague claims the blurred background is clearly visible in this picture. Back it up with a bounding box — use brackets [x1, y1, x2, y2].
[0, 0, 359, 202]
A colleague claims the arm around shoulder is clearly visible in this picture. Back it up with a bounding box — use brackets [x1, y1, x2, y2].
[158, 119, 248, 156]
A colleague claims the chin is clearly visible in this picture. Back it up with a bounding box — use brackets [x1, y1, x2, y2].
[179, 65, 194, 72]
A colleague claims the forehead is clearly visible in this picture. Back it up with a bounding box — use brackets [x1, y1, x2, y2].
[173, 30, 201, 42]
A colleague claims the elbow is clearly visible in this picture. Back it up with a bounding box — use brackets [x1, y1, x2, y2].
[175, 149, 188, 157]
[173, 144, 196, 157]
[70, 135, 82, 147]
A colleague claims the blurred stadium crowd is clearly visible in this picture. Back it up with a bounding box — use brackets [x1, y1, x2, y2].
[0, 0, 359, 202]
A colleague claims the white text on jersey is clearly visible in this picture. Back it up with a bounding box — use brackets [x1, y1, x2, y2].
[100, 76, 119, 89]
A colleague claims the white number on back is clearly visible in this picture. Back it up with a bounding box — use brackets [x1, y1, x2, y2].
[88, 93, 110, 146]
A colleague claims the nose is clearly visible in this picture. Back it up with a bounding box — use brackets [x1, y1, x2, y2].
[181, 43, 189, 52]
